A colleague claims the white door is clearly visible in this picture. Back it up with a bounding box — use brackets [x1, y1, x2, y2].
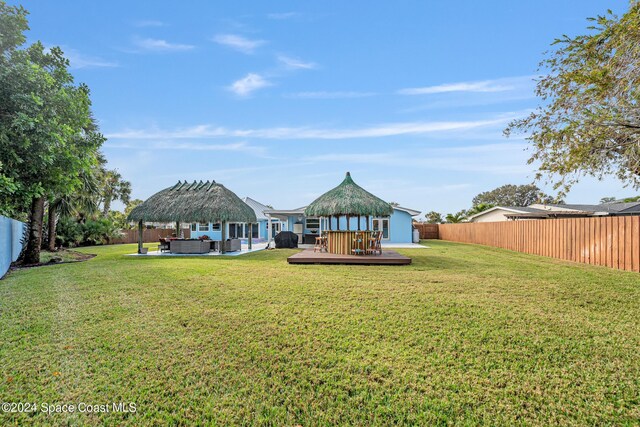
[270, 221, 281, 238]
[372, 218, 390, 240]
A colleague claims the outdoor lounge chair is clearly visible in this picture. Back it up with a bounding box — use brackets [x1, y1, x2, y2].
[158, 238, 170, 253]
[224, 238, 241, 252]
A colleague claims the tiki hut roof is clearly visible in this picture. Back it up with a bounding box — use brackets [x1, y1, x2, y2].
[127, 180, 257, 223]
[304, 172, 393, 217]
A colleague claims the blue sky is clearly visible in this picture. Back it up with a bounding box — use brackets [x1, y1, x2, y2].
[18, 0, 632, 215]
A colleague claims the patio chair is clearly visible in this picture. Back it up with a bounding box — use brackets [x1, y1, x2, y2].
[352, 232, 366, 255]
[368, 231, 383, 255]
[314, 233, 327, 253]
[158, 238, 170, 253]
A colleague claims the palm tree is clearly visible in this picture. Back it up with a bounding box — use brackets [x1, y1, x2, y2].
[100, 169, 132, 217]
[466, 203, 494, 217]
[46, 171, 100, 251]
[445, 211, 467, 223]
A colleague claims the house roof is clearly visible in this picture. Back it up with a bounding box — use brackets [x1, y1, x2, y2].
[304, 172, 394, 217]
[469, 201, 640, 221]
[128, 180, 257, 223]
[393, 206, 421, 216]
[505, 211, 595, 219]
[466, 206, 545, 221]
[542, 204, 601, 212]
[602, 202, 640, 213]
[242, 197, 272, 221]
[264, 207, 306, 216]
[534, 202, 640, 214]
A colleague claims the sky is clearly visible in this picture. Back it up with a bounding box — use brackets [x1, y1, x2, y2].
[17, 0, 633, 216]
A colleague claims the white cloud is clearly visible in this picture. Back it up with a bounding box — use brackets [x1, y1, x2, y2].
[212, 34, 266, 54]
[285, 91, 376, 99]
[267, 12, 299, 20]
[304, 143, 531, 174]
[133, 37, 195, 52]
[106, 140, 263, 153]
[106, 114, 521, 140]
[277, 55, 316, 69]
[228, 73, 272, 96]
[398, 76, 535, 95]
[52, 47, 118, 69]
[134, 20, 164, 27]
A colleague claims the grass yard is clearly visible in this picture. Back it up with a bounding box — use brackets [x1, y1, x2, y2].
[1, 241, 639, 425]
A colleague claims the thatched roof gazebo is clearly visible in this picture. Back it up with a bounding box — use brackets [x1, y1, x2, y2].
[305, 172, 393, 231]
[128, 180, 257, 253]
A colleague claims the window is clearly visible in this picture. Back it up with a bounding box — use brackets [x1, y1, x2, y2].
[252, 224, 259, 238]
[305, 218, 320, 231]
[372, 217, 390, 240]
[191, 223, 197, 232]
[229, 223, 246, 239]
[212, 222, 221, 231]
[198, 222, 209, 231]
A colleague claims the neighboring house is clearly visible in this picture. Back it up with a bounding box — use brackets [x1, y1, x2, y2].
[265, 205, 421, 244]
[468, 202, 640, 222]
[189, 197, 283, 241]
[467, 206, 545, 223]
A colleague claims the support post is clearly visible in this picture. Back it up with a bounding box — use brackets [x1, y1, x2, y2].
[221, 220, 226, 254]
[137, 220, 143, 254]
[358, 215, 361, 231]
[176, 221, 181, 238]
[267, 214, 273, 248]
[248, 223, 252, 250]
[328, 215, 332, 231]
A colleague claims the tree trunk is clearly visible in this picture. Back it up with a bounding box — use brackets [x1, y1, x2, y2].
[24, 196, 45, 264]
[47, 202, 57, 251]
[102, 196, 112, 217]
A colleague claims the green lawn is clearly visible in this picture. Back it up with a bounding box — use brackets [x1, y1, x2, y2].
[1, 241, 639, 425]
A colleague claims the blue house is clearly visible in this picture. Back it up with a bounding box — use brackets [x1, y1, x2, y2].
[189, 197, 420, 245]
[264, 205, 420, 244]
[188, 197, 282, 242]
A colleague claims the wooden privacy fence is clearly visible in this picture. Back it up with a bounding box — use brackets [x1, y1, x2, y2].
[438, 217, 640, 272]
[111, 228, 191, 244]
[414, 223, 439, 239]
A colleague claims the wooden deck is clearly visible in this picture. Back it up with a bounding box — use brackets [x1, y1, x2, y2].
[287, 249, 411, 265]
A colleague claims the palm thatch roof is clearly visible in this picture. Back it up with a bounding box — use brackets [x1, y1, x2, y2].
[304, 172, 393, 217]
[127, 180, 257, 223]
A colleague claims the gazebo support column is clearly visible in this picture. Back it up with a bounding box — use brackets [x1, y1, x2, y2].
[176, 221, 180, 238]
[358, 215, 361, 231]
[267, 214, 273, 248]
[248, 223, 252, 250]
[221, 220, 226, 254]
[137, 220, 143, 254]
[328, 215, 332, 231]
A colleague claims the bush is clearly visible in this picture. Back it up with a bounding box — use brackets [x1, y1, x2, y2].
[56, 217, 84, 247]
[56, 217, 123, 247]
